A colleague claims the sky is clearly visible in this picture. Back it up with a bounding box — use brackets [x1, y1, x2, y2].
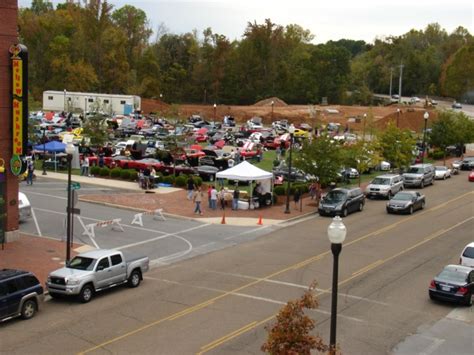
[18, 0, 474, 43]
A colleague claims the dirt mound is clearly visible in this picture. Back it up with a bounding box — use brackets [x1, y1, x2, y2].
[254, 97, 288, 107]
[375, 108, 438, 132]
[141, 98, 170, 114]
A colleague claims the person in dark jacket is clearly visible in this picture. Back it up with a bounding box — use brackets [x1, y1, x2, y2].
[187, 176, 195, 200]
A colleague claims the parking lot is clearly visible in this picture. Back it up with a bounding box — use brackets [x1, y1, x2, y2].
[19, 180, 278, 266]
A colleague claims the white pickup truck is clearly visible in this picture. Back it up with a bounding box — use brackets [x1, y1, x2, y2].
[46, 249, 149, 303]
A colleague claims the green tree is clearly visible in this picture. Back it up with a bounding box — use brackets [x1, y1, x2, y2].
[377, 123, 416, 170]
[293, 135, 342, 187]
[81, 112, 108, 146]
[429, 111, 458, 164]
[452, 112, 474, 156]
[441, 43, 474, 100]
[342, 140, 382, 185]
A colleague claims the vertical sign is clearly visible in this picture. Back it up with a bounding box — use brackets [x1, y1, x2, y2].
[9, 44, 28, 158]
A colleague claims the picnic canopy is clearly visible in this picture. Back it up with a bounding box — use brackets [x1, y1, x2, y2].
[216, 161, 272, 181]
[33, 140, 66, 153]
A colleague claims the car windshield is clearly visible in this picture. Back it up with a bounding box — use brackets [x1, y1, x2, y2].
[393, 193, 413, 201]
[68, 257, 96, 271]
[372, 178, 390, 185]
[435, 166, 446, 171]
[462, 247, 474, 258]
[407, 167, 423, 174]
[437, 269, 467, 283]
[324, 191, 347, 203]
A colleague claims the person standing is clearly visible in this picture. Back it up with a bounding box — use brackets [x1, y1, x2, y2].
[232, 187, 240, 210]
[207, 185, 212, 208]
[210, 185, 218, 210]
[192, 186, 203, 215]
[187, 176, 195, 200]
[293, 187, 301, 208]
[26, 158, 35, 185]
[81, 154, 90, 176]
[219, 187, 226, 210]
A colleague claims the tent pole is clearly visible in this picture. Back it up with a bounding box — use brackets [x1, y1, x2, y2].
[249, 180, 253, 210]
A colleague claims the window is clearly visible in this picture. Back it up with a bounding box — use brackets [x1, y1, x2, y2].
[120, 100, 126, 105]
[5, 280, 18, 294]
[88, 98, 94, 103]
[97, 257, 110, 270]
[104, 99, 110, 104]
[20, 275, 40, 288]
[110, 254, 123, 266]
[0, 283, 7, 297]
[463, 247, 474, 258]
[48, 96, 53, 100]
[68, 97, 72, 101]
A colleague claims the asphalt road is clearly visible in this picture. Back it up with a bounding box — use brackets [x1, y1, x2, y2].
[4, 173, 473, 355]
[19, 180, 276, 266]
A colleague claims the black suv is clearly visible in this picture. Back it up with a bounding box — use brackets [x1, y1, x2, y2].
[0, 269, 43, 322]
[318, 187, 365, 217]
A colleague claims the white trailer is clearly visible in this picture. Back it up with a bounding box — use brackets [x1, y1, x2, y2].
[42, 90, 141, 115]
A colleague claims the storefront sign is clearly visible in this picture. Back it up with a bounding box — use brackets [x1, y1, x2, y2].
[10, 154, 26, 176]
[9, 44, 28, 156]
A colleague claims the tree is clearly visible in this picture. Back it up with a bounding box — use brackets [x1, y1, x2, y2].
[452, 112, 474, 156]
[261, 282, 331, 355]
[342, 140, 382, 185]
[81, 110, 108, 146]
[293, 135, 342, 187]
[429, 111, 458, 164]
[377, 123, 416, 170]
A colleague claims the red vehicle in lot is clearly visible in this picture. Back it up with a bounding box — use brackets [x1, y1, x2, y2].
[107, 155, 134, 169]
[161, 164, 196, 176]
[239, 141, 259, 159]
[469, 171, 474, 182]
[130, 158, 163, 171]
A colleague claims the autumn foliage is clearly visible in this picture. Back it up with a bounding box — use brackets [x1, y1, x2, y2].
[261, 282, 335, 355]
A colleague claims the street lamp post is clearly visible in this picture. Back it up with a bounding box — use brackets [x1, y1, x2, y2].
[421, 112, 429, 164]
[362, 113, 367, 141]
[213, 103, 217, 123]
[271, 100, 274, 122]
[63, 89, 67, 112]
[284, 124, 295, 214]
[42, 127, 47, 175]
[328, 216, 347, 354]
[396, 108, 400, 128]
[65, 142, 75, 263]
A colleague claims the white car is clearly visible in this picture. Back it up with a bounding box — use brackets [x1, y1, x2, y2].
[19, 192, 32, 221]
[379, 161, 391, 171]
[434, 166, 451, 180]
[460, 242, 474, 267]
[365, 174, 404, 199]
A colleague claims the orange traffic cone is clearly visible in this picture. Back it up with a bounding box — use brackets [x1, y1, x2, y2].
[221, 212, 226, 224]
[257, 215, 263, 225]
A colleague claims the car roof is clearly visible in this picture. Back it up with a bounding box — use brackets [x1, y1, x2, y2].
[395, 191, 416, 196]
[443, 264, 472, 274]
[463, 242, 474, 249]
[374, 174, 400, 179]
[0, 269, 29, 282]
[75, 249, 117, 259]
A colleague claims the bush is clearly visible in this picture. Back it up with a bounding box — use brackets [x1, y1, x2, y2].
[99, 167, 110, 177]
[194, 176, 203, 186]
[175, 175, 186, 187]
[129, 170, 138, 181]
[110, 168, 121, 178]
[429, 150, 445, 160]
[162, 175, 175, 185]
[155, 172, 163, 183]
[120, 169, 131, 180]
[90, 166, 100, 176]
[274, 186, 286, 196]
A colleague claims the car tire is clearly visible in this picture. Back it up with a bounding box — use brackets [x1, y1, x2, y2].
[342, 208, 348, 217]
[358, 202, 364, 212]
[128, 270, 141, 288]
[465, 293, 473, 307]
[386, 208, 391, 214]
[420, 181, 424, 189]
[79, 284, 94, 303]
[409, 206, 414, 215]
[443, 175, 446, 180]
[21, 299, 37, 319]
[421, 201, 425, 210]
[49, 292, 60, 299]
[388, 191, 393, 199]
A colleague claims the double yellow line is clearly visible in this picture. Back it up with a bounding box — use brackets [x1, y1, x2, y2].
[79, 191, 473, 354]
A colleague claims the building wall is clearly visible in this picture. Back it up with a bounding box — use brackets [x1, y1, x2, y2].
[0, 0, 19, 240]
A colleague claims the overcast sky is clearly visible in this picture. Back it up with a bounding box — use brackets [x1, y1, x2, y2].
[19, 0, 474, 43]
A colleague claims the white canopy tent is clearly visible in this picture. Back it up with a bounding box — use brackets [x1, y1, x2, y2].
[216, 161, 273, 209]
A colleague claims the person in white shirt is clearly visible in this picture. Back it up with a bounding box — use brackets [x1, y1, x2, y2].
[210, 186, 218, 210]
[228, 158, 235, 168]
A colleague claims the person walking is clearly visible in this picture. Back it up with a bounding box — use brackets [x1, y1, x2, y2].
[210, 185, 218, 210]
[81, 154, 89, 176]
[187, 176, 195, 200]
[293, 187, 301, 208]
[192, 186, 203, 215]
[232, 187, 240, 210]
[207, 185, 212, 208]
[26, 158, 35, 185]
[219, 187, 226, 210]
[309, 182, 316, 200]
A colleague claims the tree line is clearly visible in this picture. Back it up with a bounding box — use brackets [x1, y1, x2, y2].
[20, 1, 474, 106]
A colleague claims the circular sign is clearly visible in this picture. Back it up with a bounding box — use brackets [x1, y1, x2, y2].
[10, 154, 26, 176]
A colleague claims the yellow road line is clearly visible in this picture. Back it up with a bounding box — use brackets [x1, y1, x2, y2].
[78, 190, 473, 354]
[197, 215, 474, 354]
[197, 321, 258, 354]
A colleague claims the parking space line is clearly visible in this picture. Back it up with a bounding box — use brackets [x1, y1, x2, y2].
[25, 191, 67, 200]
[30, 208, 42, 236]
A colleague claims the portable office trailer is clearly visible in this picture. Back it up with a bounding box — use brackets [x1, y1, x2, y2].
[42, 90, 141, 114]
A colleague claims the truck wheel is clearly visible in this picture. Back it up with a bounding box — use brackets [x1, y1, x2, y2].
[21, 299, 37, 319]
[79, 284, 94, 303]
[342, 208, 348, 217]
[128, 270, 141, 288]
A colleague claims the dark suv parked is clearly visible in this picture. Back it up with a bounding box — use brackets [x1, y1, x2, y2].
[0, 269, 43, 322]
[318, 187, 365, 217]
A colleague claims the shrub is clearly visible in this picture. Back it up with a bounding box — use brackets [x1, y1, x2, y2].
[194, 176, 203, 186]
[129, 170, 138, 181]
[429, 150, 444, 160]
[155, 172, 163, 183]
[274, 186, 286, 196]
[120, 169, 131, 180]
[175, 175, 186, 187]
[110, 168, 121, 178]
[99, 167, 110, 177]
[162, 175, 175, 185]
[90, 166, 100, 176]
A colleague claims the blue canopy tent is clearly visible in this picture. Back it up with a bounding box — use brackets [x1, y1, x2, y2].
[33, 141, 66, 172]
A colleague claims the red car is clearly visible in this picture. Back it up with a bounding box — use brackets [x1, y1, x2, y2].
[109, 156, 134, 169]
[130, 158, 163, 171]
[469, 171, 474, 182]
